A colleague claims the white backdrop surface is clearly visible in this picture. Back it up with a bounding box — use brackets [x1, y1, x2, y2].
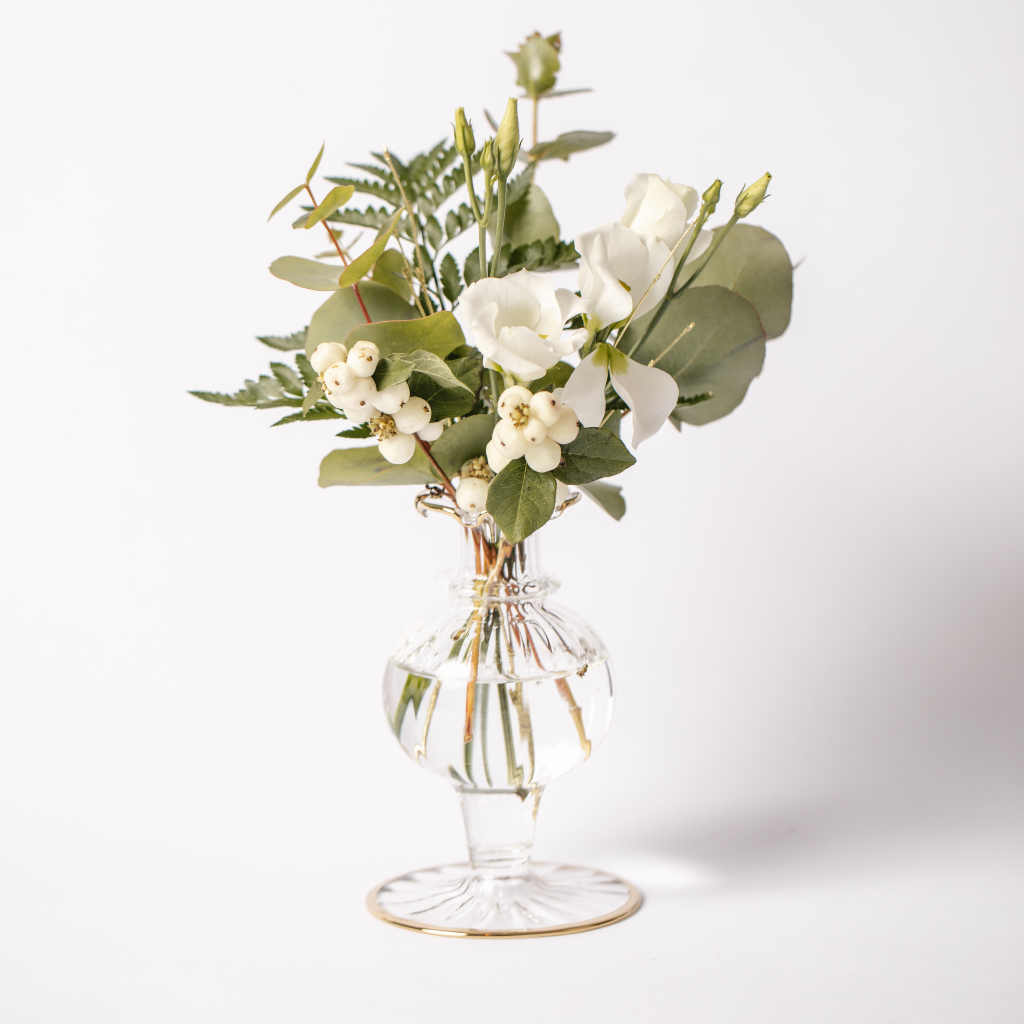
[1, 0, 1022, 1021]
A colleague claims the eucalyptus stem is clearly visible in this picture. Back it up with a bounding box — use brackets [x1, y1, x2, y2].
[489, 176, 508, 278]
[303, 184, 372, 324]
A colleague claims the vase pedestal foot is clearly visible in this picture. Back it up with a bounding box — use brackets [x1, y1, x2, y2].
[366, 862, 641, 937]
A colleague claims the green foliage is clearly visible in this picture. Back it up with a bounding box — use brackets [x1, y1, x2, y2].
[464, 248, 482, 287]
[674, 224, 793, 339]
[301, 380, 325, 414]
[304, 184, 354, 229]
[305, 283, 416, 357]
[444, 203, 474, 242]
[271, 406, 342, 427]
[502, 184, 559, 250]
[622, 286, 766, 426]
[393, 674, 433, 736]
[372, 248, 413, 301]
[257, 329, 307, 351]
[343, 310, 466, 360]
[487, 460, 557, 543]
[505, 237, 579, 275]
[447, 356, 482, 394]
[294, 352, 317, 387]
[336, 423, 372, 438]
[339, 212, 400, 287]
[529, 131, 614, 162]
[440, 252, 462, 303]
[429, 414, 496, 477]
[321, 204, 394, 232]
[270, 362, 304, 396]
[553, 427, 636, 484]
[507, 32, 561, 97]
[402, 350, 475, 419]
[529, 361, 574, 393]
[372, 355, 414, 390]
[306, 143, 324, 185]
[319, 445, 437, 487]
[269, 256, 343, 291]
[268, 184, 305, 221]
[578, 481, 626, 520]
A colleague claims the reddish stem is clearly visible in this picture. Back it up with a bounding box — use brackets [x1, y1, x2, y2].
[416, 436, 457, 501]
[304, 184, 372, 324]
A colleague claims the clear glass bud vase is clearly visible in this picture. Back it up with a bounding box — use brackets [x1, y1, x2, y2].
[368, 497, 640, 937]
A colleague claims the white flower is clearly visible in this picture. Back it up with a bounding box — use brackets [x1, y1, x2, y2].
[576, 223, 672, 335]
[561, 343, 678, 448]
[459, 269, 588, 382]
[620, 174, 712, 266]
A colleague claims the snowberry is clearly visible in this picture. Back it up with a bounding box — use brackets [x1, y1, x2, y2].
[529, 390, 562, 427]
[455, 476, 489, 512]
[493, 417, 528, 458]
[486, 440, 511, 474]
[393, 397, 431, 434]
[341, 403, 378, 424]
[545, 405, 579, 444]
[378, 432, 417, 464]
[497, 385, 533, 420]
[347, 341, 380, 378]
[374, 381, 410, 414]
[521, 418, 547, 445]
[524, 437, 562, 473]
[311, 342, 348, 374]
[417, 420, 445, 442]
[323, 361, 355, 395]
[344, 376, 378, 409]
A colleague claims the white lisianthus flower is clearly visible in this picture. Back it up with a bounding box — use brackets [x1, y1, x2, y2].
[620, 174, 712, 266]
[459, 269, 589, 382]
[561, 343, 678, 448]
[576, 223, 672, 335]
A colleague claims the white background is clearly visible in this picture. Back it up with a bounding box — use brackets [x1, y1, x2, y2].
[1, 0, 1022, 1020]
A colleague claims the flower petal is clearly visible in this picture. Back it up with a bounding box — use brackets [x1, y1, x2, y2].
[610, 357, 679, 447]
[561, 350, 609, 428]
[555, 287, 589, 323]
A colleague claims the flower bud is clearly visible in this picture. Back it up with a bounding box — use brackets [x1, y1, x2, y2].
[486, 439, 511, 474]
[347, 340, 380, 377]
[497, 385, 534, 420]
[343, 376, 378, 409]
[493, 418, 528, 459]
[455, 476, 489, 513]
[393, 397, 431, 434]
[311, 342, 348, 374]
[702, 179, 722, 208]
[323, 361, 355, 395]
[521, 418, 547, 445]
[453, 107, 475, 157]
[529, 390, 562, 427]
[373, 381, 410, 414]
[480, 140, 495, 175]
[545, 405, 579, 445]
[378, 432, 416, 465]
[524, 437, 561, 473]
[734, 173, 771, 218]
[494, 98, 520, 176]
[417, 420, 445, 442]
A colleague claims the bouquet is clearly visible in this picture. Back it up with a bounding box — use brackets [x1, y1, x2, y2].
[193, 31, 793, 544]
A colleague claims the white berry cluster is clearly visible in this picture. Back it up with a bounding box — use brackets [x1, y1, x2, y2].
[486, 386, 579, 474]
[310, 340, 444, 465]
[453, 456, 493, 513]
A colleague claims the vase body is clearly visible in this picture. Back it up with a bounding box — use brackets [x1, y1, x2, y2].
[371, 511, 638, 936]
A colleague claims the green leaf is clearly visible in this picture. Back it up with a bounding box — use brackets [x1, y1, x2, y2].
[302, 381, 324, 415]
[319, 445, 436, 487]
[342, 310, 466, 360]
[401, 350, 475, 419]
[501, 184, 559, 250]
[268, 184, 305, 221]
[487, 461, 556, 544]
[505, 237, 579, 275]
[464, 248, 482, 287]
[674, 225, 793, 339]
[529, 131, 615, 162]
[424, 215, 443, 251]
[529, 361, 574, 393]
[372, 356, 413, 390]
[444, 203, 474, 241]
[447, 356, 482, 394]
[507, 33, 560, 97]
[257, 329, 307, 351]
[578, 481, 626, 520]
[372, 248, 413, 302]
[305, 282, 416, 357]
[504, 162, 536, 207]
[271, 406, 342, 426]
[306, 143, 324, 185]
[440, 252, 462, 303]
[338, 212, 401, 287]
[322, 204, 395, 232]
[429, 413, 496, 478]
[270, 362, 304, 397]
[676, 391, 714, 406]
[304, 184, 355, 229]
[393, 674, 433, 736]
[269, 256, 344, 291]
[295, 352, 317, 388]
[553, 427, 636, 485]
[621, 285, 767, 426]
[336, 423, 372, 438]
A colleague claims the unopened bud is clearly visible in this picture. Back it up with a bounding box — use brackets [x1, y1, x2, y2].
[454, 107, 475, 157]
[702, 179, 722, 214]
[480, 139, 495, 175]
[494, 98, 520, 176]
[734, 172, 771, 218]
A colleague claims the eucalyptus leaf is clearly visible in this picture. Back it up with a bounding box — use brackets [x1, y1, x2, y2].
[429, 414, 496, 478]
[305, 283, 416, 357]
[338, 212, 401, 287]
[319, 445, 436, 487]
[342, 310, 466, 360]
[500, 183, 559, 250]
[487, 460, 556, 543]
[552, 427, 636, 485]
[302, 381, 324, 415]
[529, 131, 614, 162]
[673, 224, 793, 339]
[621, 286, 766, 426]
[306, 143, 324, 185]
[268, 184, 305, 221]
[270, 256, 345, 291]
[304, 184, 355, 229]
[578, 481, 626, 520]
[372, 248, 413, 302]
[372, 356, 414, 390]
[528, 361, 573, 393]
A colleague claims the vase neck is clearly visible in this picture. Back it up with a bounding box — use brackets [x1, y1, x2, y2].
[447, 523, 558, 602]
[459, 789, 541, 877]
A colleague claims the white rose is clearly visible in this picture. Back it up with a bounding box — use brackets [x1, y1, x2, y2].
[576, 223, 672, 334]
[459, 269, 588, 382]
[620, 173, 712, 266]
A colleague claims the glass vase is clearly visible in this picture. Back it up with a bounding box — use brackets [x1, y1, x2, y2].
[367, 488, 640, 937]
